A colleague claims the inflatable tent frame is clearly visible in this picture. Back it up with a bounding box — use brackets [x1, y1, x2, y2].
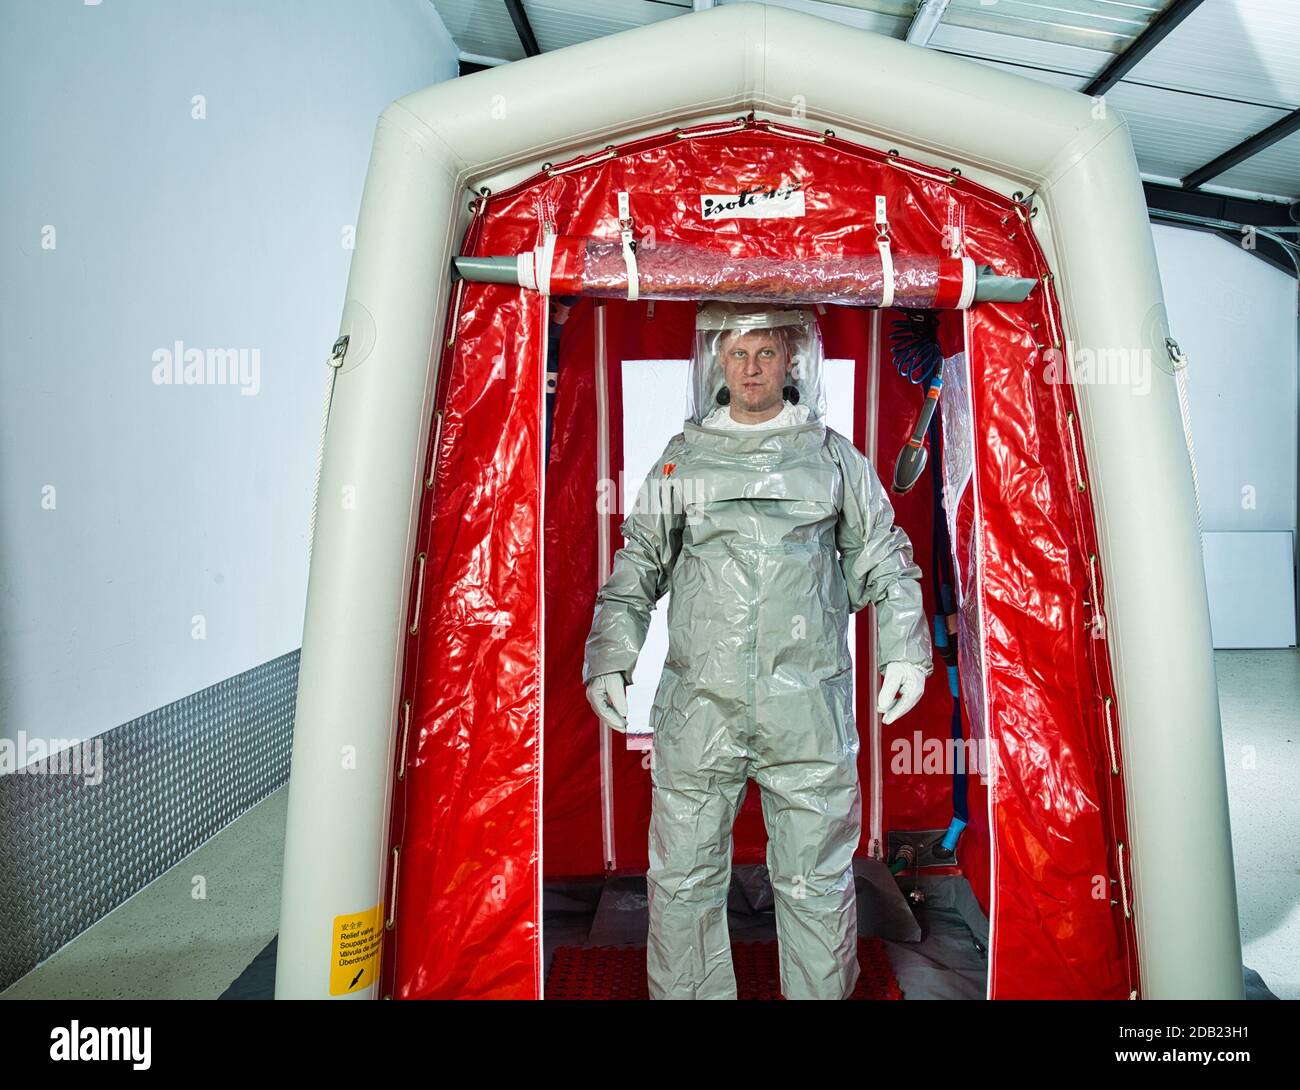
[276, 2, 1241, 1000]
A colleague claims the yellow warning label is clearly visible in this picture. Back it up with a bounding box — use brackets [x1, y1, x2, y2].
[330, 904, 384, 995]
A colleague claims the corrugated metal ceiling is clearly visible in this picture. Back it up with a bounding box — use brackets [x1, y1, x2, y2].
[430, 0, 1300, 202]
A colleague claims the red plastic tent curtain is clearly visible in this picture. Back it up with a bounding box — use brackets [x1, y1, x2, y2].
[381, 121, 1139, 1000]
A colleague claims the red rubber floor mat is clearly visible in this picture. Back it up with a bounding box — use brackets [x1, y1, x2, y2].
[545, 937, 903, 1000]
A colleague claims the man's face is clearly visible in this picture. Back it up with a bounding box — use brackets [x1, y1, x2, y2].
[720, 330, 790, 416]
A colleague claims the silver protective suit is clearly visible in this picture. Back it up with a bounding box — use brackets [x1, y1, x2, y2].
[583, 307, 932, 1000]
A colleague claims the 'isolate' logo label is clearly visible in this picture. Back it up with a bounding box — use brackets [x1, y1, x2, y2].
[700, 179, 805, 220]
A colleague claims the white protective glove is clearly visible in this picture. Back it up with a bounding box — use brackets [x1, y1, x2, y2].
[877, 661, 926, 725]
[585, 673, 628, 733]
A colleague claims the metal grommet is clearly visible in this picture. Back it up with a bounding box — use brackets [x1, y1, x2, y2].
[1012, 190, 1024, 202]
[951, 167, 962, 176]
[824, 128, 835, 139]
[541, 161, 553, 172]
[887, 148, 900, 156]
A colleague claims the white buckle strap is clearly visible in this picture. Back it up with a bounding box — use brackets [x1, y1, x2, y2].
[956, 256, 977, 309]
[875, 195, 894, 309]
[517, 232, 558, 295]
[516, 250, 536, 290]
[618, 191, 639, 302]
[536, 232, 556, 296]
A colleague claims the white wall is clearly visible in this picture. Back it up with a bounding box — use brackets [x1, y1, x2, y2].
[1152, 223, 1298, 646]
[0, 0, 459, 750]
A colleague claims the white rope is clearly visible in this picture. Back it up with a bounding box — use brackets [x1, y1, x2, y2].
[397, 700, 411, 781]
[1168, 338, 1204, 533]
[674, 120, 747, 140]
[1040, 273, 1062, 348]
[884, 158, 956, 183]
[763, 123, 828, 143]
[408, 552, 426, 635]
[307, 335, 348, 564]
[1065, 410, 1086, 493]
[385, 846, 400, 930]
[545, 148, 614, 176]
[1103, 696, 1118, 775]
[1117, 842, 1131, 919]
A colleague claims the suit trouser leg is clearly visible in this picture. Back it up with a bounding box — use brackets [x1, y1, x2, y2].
[645, 736, 750, 1000]
[753, 738, 862, 1000]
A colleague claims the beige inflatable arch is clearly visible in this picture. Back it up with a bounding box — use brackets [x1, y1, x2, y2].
[276, 2, 1240, 1000]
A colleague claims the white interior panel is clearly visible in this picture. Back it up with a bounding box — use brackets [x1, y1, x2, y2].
[1202, 531, 1297, 648]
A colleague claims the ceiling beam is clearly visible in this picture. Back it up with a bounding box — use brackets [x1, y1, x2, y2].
[1083, 0, 1206, 98]
[1144, 181, 1300, 277]
[505, 0, 541, 58]
[905, 0, 952, 47]
[1145, 180, 1298, 227]
[1181, 107, 1300, 191]
[459, 51, 511, 68]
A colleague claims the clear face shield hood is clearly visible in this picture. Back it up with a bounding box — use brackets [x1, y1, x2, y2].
[689, 304, 825, 426]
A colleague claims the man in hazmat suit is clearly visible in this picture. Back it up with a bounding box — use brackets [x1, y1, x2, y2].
[583, 303, 932, 1000]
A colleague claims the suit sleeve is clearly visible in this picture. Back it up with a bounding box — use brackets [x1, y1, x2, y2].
[583, 437, 687, 685]
[833, 434, 934, 676]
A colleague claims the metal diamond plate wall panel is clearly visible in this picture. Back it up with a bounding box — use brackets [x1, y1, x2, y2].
[0, 651, 298, 991]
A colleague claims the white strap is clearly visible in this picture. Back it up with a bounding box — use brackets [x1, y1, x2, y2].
[956, 256, 977, 310]
[946, 196, 965, 258]
[516, 251, 536, 291]
[618, 191, 639, 302]
[536, 232, 556, 296]
[875, 195, 894, 309]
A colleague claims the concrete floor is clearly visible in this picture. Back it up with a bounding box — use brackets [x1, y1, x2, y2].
[2, 648, 1296, 1000]
[1216, 648, 1300, 1000]
[1, 788, 286, 1000]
